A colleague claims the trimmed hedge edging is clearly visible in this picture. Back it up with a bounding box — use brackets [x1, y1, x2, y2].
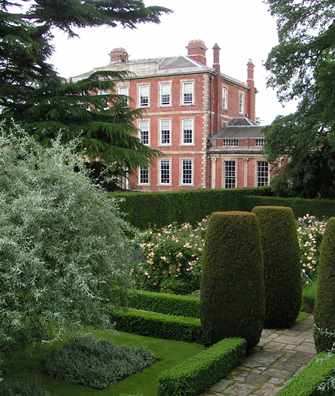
[128, 289, 200, 318]
[110, 308, 202, 343]
[158, 337, 246, 396]
[111, 188, 270, 229]
[275, 353, 335, 396]
[244, 196, 335, 219]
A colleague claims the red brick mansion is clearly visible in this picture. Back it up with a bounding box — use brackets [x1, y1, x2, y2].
[75, 40, 269, 191]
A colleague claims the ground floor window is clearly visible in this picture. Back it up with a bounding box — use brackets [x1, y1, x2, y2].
[160, 159, 171, 184]
[138, 166, 149, 185]
[224, 160, 236, 189]
[181, 159, 193, 185]
[257, 161, 269, 187]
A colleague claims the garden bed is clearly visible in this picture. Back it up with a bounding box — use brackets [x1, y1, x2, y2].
[2, 329, 203, 396]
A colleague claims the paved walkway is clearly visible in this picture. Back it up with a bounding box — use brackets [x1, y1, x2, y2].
[203, 316, 315, 396]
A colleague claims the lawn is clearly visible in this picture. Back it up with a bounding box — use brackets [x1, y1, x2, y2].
[3, 329, 204, 396]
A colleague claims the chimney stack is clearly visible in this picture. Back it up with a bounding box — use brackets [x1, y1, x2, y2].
[247, 59, 256, 121]
[109, 48, 129, 64]
[247, 59, 255, 82]
[186, 40, 207, 65]
[213, 43, 221, 73]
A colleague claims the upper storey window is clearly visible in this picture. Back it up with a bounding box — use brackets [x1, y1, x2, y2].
[138, 84, 150, 108]
[117, 85, 129, 105]
[182, 81, 194, 105]
[160, 82, 171, 106]
[239, 91, 245, 115]
[222, 86, 229, 111]
[256, 138, 265, 147]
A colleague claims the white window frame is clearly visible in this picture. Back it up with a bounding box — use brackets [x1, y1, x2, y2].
[137, 84, 151, 108]
[222, 86, 229, 111]
[138, 166, 150, 185]
[159, 158, 172, 185]
[181, 80, 195, 105]
[239, 91, 245, 115]
[181, 118, 194, 145]
[256, 160, 270, 187]
[180, 158, 194, 186]
[224, 160, 237, 189]
[138, 119, 150, 146]
[117, 85, 129, 105]
[159, 81, 172, 107]
[159, 119, 172, 146]
[223, 139, 239, 147]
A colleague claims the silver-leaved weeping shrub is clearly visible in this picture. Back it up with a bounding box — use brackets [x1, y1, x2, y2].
[0, 123, 134, 350]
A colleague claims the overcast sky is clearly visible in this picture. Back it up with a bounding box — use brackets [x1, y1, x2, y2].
[50, 0, 297, 125]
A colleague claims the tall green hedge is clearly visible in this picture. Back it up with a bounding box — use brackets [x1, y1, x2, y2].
[200, 211, 265, 349]
[245, 195, 335, 219]
[111, 188, 270, 229]
[314, 218, 335, 352]
[253, 206, 302, 328]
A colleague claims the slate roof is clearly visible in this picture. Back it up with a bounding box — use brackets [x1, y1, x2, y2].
[211, 118, 264, 140]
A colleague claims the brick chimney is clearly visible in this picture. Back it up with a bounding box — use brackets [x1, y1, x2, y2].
[186, 40, 207, 65]
[213, 43, 221, 72]
[109, 48, 129, 63]
[247, 59, 256, 121]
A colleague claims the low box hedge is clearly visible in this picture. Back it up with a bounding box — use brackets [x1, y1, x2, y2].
[128, 289, 200, 318]
[110, 308, 202, 343]
[276, 353, 335, 396]
[158, 337, 246, 396]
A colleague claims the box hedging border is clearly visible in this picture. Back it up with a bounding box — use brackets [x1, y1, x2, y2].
[111, 188, 270, 229]
[158, 337, 246, 396]
[128, 290, 200, 318]
[128, 289, 313, 317]
[110, 308, 202, 343]
[275, 353, 335, 396]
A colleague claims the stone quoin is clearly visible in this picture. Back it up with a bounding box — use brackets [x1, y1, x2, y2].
[73, 40, 271, 191]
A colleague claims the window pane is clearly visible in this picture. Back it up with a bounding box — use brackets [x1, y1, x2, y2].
[239, 92, 245, 114]
[160, 160, 170, 184]
[222, 87, 228, 110]
[139, 85, 150, 107]
[182, 119, 193, 144]
[224, 160, 236, 189]
[139, 167, 149, 184]
[223, 139, 239, 146]
[257, 161, 269, 187]
[160, 120, 171, 145]
[256, 139, 265, 147]
[183, 82, 193, 104]
[182, 159, 193, 184]
[160, 83, 171, 105]
[139, 120, 149, 145]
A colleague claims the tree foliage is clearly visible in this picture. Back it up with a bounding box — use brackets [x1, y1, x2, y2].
[0, 1, 169, 187]
[265, 0, 335, 198]
[0, 123, 134, 349]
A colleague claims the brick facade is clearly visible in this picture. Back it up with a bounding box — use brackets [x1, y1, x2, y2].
[74, 40, 270, 191]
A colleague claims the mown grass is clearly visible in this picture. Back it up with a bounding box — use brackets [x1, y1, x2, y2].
[3, 329, 203, 396]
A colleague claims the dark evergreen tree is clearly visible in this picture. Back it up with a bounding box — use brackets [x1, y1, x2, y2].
[264, 0, 335, 198]
[0, 1, 170, 188]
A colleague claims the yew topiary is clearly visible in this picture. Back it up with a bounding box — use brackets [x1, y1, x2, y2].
[314, 218, 335, 352]
[252, 206, 302, 328]
[200, 211, 265, 349]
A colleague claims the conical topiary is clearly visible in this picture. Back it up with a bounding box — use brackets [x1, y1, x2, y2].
[252, 206, 302, 328]
[200, 211, 265, 349]
[314, 217, 335, 352]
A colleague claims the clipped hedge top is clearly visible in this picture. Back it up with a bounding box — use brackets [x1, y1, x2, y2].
[211, 210, 257, 218]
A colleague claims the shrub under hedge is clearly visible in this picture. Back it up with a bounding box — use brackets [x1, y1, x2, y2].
[275, 353, 335, 396]
[158, 337, 246, 396]
[128, 289, 200, 318]
[314, 218, 335, 352]
[110, 308, 202, 343]
[253, 206, 302, 328]
[200, 211, 265, 349]
[43, 336, 156, 389]
[111, 188, 270, 229]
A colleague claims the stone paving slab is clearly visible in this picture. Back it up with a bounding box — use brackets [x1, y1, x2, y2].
[202, 316, 315, 396]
